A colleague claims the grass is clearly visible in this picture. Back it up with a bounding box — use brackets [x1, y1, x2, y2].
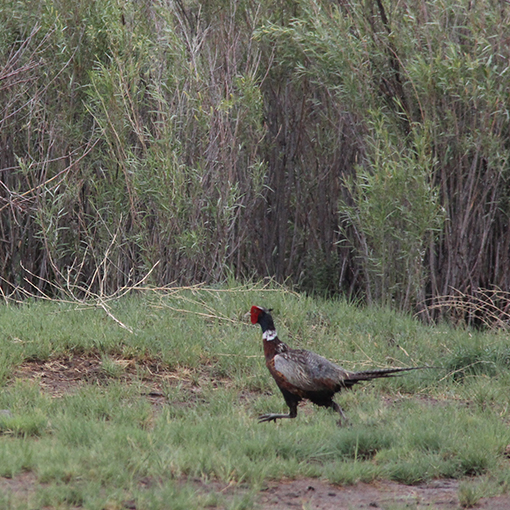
[0, 282, 510, 508]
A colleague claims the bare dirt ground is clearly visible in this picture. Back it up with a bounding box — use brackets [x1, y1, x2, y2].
[178, 476, 510, 510]
[12, 352, 179, 398]
[3, 472, 510, 510]
[5, 353, 510, 509]
[256, 478, 510, 509]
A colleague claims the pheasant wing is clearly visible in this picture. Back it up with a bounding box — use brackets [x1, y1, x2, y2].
[273, 350, 349, 392]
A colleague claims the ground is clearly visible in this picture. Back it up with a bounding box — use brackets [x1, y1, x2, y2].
[3, 353, 510, 509]
[255, 479, 510, 509]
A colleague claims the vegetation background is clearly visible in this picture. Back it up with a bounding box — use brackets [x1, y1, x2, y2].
[1, 0, 509, 320]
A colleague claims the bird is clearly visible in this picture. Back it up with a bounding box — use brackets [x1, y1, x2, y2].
[250, 305, 426, 425]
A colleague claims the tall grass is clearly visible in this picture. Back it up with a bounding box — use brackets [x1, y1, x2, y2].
[1, 0, 510, 317]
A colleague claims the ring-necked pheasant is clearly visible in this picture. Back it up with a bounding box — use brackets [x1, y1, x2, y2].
[250, 305, 425, 425]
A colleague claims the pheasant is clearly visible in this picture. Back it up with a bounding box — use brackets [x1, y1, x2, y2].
[250, 305, 424, 425]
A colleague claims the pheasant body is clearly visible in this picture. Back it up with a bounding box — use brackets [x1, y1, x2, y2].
[250, 305, 423, 424]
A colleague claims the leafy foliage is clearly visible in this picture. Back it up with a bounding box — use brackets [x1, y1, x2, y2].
[1, 0, 510, 316]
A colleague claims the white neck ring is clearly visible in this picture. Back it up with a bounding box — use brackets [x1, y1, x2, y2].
[263, 330, 277, 341]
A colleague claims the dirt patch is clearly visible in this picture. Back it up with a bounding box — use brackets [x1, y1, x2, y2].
[0, 472, 38, 497]
[258, 478, 510, 509]
[9, 352, 229, 410]
[182, 477, 510, 509]
[12, 352, 186, 397]
[3, 474, 510, 509]
[3, 473, 510, 509]
[259, 478, 461, 509]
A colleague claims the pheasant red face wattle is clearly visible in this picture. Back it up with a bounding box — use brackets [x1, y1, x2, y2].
[250, 305, 263, 324]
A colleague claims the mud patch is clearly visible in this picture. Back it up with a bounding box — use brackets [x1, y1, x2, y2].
[181, 477, 510, 509]
[3, 473, 510, 510]
[258, 478, 461, 509]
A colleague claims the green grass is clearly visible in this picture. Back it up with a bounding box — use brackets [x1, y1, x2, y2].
[1, 283, 510, 508]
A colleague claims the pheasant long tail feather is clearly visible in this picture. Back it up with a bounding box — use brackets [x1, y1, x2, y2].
[345, 366, 428, 386]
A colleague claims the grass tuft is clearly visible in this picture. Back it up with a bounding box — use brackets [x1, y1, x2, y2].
[458, 480, 485, 508]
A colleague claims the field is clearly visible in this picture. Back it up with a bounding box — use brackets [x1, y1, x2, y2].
[1, 283, 510, 509]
